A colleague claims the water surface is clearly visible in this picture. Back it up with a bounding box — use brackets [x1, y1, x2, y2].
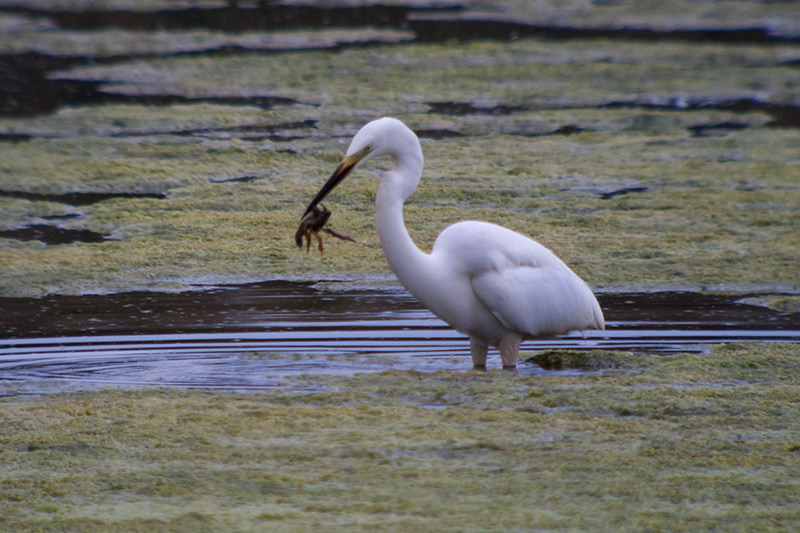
[1, 282, 798, 394]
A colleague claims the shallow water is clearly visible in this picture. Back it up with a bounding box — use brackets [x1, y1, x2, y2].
[1, 282, 798, 394]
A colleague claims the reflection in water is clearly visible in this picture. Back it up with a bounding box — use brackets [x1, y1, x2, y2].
[1, 282, 798, 393]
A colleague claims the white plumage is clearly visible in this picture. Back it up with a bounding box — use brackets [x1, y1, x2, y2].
[303, 117, 604, 368]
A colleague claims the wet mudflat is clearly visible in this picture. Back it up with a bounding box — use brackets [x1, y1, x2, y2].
[1, 282, 798, 394]
[1, 2, 799, 530]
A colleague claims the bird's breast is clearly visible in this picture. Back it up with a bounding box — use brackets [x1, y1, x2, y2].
[406, 256, 508, 344]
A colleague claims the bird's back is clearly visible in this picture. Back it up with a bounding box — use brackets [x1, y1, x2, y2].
[432, 220, 568, 275]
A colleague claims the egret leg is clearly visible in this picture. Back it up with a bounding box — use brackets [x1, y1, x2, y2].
[470, 338, 488, 369]
[499, 335, 521, 368]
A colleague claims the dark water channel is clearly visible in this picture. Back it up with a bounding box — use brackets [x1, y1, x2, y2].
[0, 282, 798, 394]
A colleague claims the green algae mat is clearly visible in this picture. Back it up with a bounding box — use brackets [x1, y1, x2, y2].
[1, 2, 798, 296]
[1, 1, 799, 530]
[1, 343, 799, 531]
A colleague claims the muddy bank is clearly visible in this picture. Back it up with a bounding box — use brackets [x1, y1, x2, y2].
[1, 283, 798, 393]
[409, 13, 800, 44]
[4, 3, 797, 43]
[0, 224, 108, 245]
[2, 2, 798, 119]
[2, 281, 799, 339]
[427, 98, 800, 129]
[2, 4, 429, 33]
[0, 189, 167, 206]
[0, 51, 301, 117]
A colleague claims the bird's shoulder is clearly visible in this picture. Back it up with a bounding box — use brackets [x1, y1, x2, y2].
[431, 220, 567, 275]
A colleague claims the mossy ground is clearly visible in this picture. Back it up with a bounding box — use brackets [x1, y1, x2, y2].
[1, 38, 799, 295]
[1, 343, 799, 531]
[1, 5, 799, 531]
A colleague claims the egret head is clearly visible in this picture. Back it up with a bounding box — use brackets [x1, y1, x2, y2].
[303, 117, 422, 217]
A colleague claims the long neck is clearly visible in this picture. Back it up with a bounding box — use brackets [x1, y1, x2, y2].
[375, 167, 430, 296]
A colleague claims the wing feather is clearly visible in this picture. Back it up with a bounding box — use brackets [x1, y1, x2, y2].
[471, 266, 604, 337]
[432, 220, 604, 338]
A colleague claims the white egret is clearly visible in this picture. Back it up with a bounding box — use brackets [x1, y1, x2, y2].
[303, 117, 604, 368]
